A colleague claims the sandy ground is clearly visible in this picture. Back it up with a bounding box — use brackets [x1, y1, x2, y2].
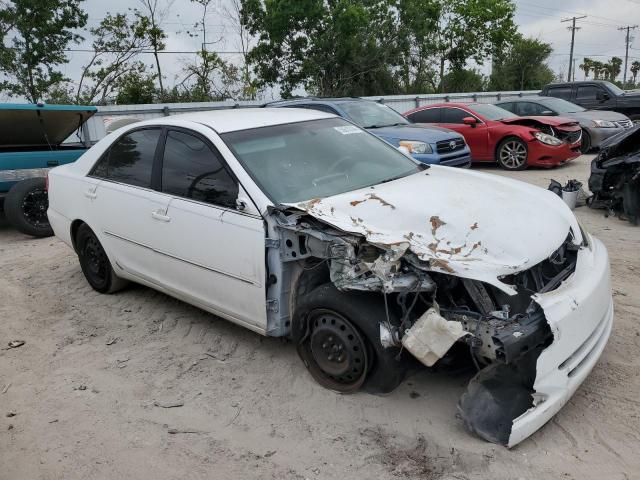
[1, 154, 639, 480]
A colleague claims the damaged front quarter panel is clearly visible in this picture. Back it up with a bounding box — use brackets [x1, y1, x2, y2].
[273, 168, 610, 448]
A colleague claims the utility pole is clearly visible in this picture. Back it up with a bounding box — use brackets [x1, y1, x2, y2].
[562, 16, 587, 82]
[619, 25, 638, 86]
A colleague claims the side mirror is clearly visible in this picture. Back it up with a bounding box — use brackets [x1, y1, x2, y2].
[597, 91, 610, 102]
[462, 116, 477, 126]
[236, 198, 247, 211]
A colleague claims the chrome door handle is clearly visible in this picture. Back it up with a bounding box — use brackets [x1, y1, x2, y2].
[84, 189, 97, 199]
[151, 211, 171, 222]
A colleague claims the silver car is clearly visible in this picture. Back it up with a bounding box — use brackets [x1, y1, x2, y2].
[495, 96, 633, 153]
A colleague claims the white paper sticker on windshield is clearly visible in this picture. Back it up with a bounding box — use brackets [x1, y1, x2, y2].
[334, 125, 363, 135]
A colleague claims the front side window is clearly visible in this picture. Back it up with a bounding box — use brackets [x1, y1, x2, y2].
[92, 128, 161, 188]
[442, 108, 471, 124]
[161, 130, 238, 209]
[340, 102, 409, 128]
[516, 102, 547, 116]
[469, 104, 518, 121]
[221, 118, 421, 204]
[407, 108, 441, 123]
[576, 85, 602, 100]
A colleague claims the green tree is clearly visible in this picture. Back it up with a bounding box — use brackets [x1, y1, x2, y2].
[0, 0, 87, 102]
[242, 0, 399, 97]
[115, 68, 158, 104]
[606, 57, 622, 82]
[631, 60, 640, 86]
[580, 58, 593, 80]
[432, 0, 517, 92]
[489, 36, 555, 91]
[439, 68, 485, 93]
[137, 0, 170, 96]
[75, 11, 154, 105]
[395, 0, 441, 93]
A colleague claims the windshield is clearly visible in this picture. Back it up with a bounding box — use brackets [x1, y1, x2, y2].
[340, 101, 409, 128]
[221, 118, 421, 204]
[468, 103, 519, 120]
[539, 97, 585, 113]
[603, 81, 625, 96]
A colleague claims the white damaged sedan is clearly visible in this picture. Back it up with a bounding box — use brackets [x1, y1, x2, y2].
[47, 108, 613, 447]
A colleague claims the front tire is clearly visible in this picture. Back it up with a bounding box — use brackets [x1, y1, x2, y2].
[4, 178, 53, 237]
[292, 284, 411, 394]
[75, 224, 128, 294]
[580, 129, 592, 154]
[496, 137, 528, 170]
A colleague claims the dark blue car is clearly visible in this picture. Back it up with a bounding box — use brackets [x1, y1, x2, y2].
[268, 98, 472, 167]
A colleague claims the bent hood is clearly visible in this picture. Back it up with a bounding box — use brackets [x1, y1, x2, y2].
[501, 116, 580, 130]
[286, 167, 581, 294]
[368, 124, 463, 142]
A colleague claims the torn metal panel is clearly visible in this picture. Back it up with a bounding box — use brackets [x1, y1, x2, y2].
[284, 167, 583, 294]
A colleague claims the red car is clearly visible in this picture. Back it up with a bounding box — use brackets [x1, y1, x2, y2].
[404, 103, 582, 170]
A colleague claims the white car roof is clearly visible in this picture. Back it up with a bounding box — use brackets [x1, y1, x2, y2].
[136, 107, 335, 133]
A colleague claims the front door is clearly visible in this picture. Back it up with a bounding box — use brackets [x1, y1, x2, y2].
[151, 128, 267, 331]
[439, 107, 490, 160]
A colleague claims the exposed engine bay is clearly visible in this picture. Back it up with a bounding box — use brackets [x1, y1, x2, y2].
[588, 126, 640, 225]
[264, 204, 581, 446]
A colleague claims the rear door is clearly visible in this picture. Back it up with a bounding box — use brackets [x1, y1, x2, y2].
[87, 127, 171, 281]
[439, 107, 490, 160]
[152, 128, 267, 331]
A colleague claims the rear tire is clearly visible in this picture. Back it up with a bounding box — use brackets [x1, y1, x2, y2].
[75, 224, 128, 294]
[580, 129, 592, 154]
[496, 137, 528, 170]
[4, 178, 53, 237]
[292, 283, 411, 394]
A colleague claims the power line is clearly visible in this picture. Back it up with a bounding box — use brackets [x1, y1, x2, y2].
[562, 16, 587, 82]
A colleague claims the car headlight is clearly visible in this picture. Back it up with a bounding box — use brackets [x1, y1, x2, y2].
[533, 131, 563, 146]
[398, 140, 432, 154]
[592, 119, 616, 128]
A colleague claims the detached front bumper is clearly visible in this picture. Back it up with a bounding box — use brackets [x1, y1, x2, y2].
[508, 235, 613, 447]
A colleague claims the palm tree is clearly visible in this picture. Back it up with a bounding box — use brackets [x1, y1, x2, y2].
[580, 58, 593, 80]
[607, 57, 622, 82]
[631, 61, 640, 86]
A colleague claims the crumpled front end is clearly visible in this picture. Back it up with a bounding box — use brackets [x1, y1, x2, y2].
[270, 170, 612, 447]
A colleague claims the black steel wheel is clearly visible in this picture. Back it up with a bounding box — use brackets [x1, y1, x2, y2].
[304, 309, 369, 392]
[292, 283, 412, 394]
[4, 178, 53, 237]
[75, 224, 128, 294]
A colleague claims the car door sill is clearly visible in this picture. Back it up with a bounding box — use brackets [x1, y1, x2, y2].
[103, 230, 259, 286]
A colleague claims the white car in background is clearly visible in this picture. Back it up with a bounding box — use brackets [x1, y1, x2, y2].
[47, 108, 613, 447]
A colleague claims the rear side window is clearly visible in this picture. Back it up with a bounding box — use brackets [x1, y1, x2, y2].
[407, 108, 441, 123]
[547, 86, 572, 100]
[91, 128, 161, 188]
[496, 102, 514, 113]
[516, 102, 547, 116]
[442, 108, 469, 124]
[576, 85, 602, 101]
[161, 130, 238, 209]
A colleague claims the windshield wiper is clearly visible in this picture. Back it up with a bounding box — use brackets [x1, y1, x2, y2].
[365, 122, 405, 129]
